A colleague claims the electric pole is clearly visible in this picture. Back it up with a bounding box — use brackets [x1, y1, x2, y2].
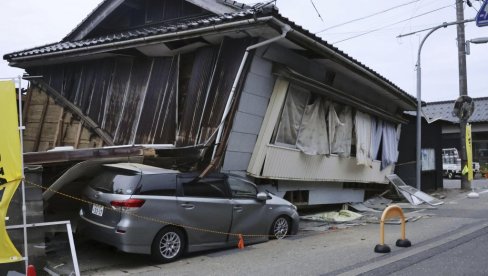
[455, 0, 470, 190]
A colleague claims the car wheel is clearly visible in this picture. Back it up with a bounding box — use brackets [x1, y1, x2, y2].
[270, 216, 290, 239]
[448, 172, 454, 179]
[151, 227, 186, 263]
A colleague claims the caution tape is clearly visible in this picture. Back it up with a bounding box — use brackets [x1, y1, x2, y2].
[23, 179, 330, 240]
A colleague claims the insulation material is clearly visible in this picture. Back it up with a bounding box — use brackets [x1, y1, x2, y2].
[275, 85, 309, 146]
[296, 97, 329, 155]
[301, 210, 362, 223]
[355, 110, 372, 166]
[330, 105, 352, 157]
[370, 117, 383, 161]
[381, 122, 400, 169]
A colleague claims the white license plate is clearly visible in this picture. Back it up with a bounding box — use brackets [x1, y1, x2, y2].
[92, 204, 104, 216]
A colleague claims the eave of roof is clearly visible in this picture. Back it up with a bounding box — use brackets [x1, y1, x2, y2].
[3, 7, 416, 109]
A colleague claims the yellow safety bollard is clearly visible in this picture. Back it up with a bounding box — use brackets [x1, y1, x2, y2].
[374, 204, 412, 253]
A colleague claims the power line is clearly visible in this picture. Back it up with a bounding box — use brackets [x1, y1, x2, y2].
[331, 3, 455, 44]
[315, 0, 421, 34]
[324, 24, 435, 36]
[310, 0, 324, 22]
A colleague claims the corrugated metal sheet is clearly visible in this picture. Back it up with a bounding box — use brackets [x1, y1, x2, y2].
[262, 145, 392, 183]
[135, 57, 178, 144]
[28, 37, 251, 148]
[176, 45, 219, 146]
[197, 37, 255, 144]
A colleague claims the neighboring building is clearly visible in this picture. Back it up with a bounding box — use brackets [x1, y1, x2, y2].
[396, 114, 444, 192]
[3, 0, 417, 205]
[421, 97, 488, 167]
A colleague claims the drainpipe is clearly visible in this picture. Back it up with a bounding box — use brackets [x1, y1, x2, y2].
[211, 23, 291, 161]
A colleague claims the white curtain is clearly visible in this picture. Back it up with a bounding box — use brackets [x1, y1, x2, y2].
[275, 85, 309, 146]
[381, 122, 400, 169]
[297, 97, 330, 155]
[370, 117, 383, 161]
[355, 111, 372, 166]
[331, 105, 353, 157]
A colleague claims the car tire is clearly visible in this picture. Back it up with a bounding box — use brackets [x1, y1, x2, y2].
[151, 227, 186, 263]
[269, 216, 290, 240]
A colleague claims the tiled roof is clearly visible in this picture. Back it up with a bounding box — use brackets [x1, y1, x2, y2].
[420, 97, 488, 123]
[3, 9, 259, 59]
[3, 6, 415, 105]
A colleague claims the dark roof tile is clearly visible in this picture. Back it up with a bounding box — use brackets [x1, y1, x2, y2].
[3, 7, 415, 104]
[419, 97, 488, 123]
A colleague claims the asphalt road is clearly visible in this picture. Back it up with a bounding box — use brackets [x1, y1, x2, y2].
[69, 182, 488, 276]
[387, 226, 488, 276]
[6, 179, 488, 275]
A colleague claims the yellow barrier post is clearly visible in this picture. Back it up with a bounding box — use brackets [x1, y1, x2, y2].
[374, 205, 412, 253]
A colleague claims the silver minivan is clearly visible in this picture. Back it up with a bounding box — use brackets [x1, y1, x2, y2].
[79, 163, 299, 263]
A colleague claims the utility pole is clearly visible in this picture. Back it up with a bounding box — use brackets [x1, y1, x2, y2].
[455, 0, 470, 190]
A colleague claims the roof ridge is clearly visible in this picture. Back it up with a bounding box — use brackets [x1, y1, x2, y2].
[427, 96, 488, 105]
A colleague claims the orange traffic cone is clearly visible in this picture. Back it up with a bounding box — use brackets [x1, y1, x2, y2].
[237, 234, 245, 249]
[27, 265, 36, 276]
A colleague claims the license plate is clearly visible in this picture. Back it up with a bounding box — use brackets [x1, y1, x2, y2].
[92, 204, 104, 216]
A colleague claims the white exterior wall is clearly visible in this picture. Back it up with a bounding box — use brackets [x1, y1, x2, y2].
[221, 47, 275, 175]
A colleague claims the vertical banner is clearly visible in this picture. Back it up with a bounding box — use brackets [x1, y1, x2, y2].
[0, 80, 23, 263]
[466, 123, 473, 181]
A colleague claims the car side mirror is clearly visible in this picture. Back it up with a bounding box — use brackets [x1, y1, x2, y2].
[257, 192, 268, 201]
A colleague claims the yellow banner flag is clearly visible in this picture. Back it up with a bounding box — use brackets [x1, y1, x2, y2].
[466, 123, 473, 181]
[0, 80, 23, 263]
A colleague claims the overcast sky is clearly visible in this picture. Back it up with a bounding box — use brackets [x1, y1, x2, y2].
[1, 0, 487, 102]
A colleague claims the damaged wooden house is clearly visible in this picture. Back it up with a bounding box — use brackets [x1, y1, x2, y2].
[3, 0, 417, 206]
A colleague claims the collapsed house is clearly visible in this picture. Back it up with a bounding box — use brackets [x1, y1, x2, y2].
[3, 0, 417, 205]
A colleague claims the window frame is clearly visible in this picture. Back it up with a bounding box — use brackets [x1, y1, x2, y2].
[227, 176, 259, 199]
[176, 174, 231, 199]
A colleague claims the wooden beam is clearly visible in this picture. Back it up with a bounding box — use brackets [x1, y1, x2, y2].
[52, 107, 65, 147]
[34, 96, 50, 152]
[32, 80, 115, 146]
[22, 85, 34, 125]
[74, 122, 84, 149]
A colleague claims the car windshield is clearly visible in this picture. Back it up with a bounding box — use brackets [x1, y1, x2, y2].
[88, 169, 141, 195]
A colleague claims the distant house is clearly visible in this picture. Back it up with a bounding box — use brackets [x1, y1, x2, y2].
[3, 0, 417, 205]
[421, 97, 488, 167]
[396, 114, 444, 192]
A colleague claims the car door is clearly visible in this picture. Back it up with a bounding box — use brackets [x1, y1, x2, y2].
[176, 174, 233, 249]
[228, 177, 269, 244]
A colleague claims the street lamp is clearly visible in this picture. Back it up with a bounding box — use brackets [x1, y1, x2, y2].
[398, 18, 474, 191]
[466, 37, 488, 54]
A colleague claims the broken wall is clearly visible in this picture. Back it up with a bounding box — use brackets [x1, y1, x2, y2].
[26, 37, 253, 151]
